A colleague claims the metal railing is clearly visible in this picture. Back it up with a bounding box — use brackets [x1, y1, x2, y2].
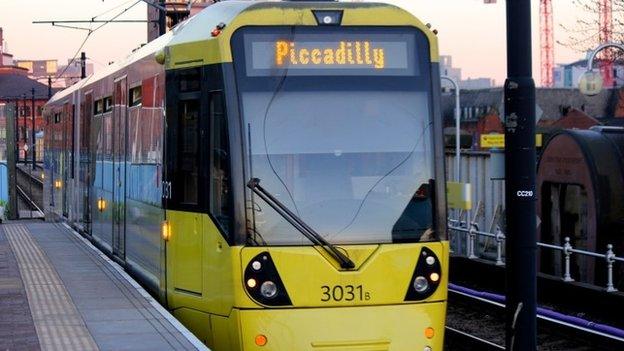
[448, 219, 623, 292]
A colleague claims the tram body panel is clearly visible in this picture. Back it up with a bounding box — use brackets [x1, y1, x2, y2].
[239, 243, 449, 308]
[236, 303, 446, 351]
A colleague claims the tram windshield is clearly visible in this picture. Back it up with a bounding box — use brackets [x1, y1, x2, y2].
[233, 26, 436, 245]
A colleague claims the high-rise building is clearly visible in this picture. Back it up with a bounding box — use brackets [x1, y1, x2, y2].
[147, 1, 216, 42]
[440, 55, 494, 90]
[0, 28, 15, 67]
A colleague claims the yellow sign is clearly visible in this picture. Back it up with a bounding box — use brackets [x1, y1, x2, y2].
[447, 182, 472, 210]
[480, 134, 505, 148]
[480, 134, 543, 148]
[46, 60, 58, 74]
[275, 41, 386, 69]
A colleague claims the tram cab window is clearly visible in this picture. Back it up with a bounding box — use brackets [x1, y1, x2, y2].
[209, 91, 232, 234]
[166, 68, 204, 210]
[165, 67, 233, 235]
[178, 99, 200, 205]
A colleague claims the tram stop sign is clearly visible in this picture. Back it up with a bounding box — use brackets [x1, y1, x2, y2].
[579, 71, 603, 96]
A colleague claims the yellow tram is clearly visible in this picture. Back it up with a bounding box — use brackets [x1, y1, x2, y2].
[43, 1, 449, 350]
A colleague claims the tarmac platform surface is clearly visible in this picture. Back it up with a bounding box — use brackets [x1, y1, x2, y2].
[0, 221, 208, 351]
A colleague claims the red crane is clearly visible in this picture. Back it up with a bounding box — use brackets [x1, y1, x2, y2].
[540, 0, 554, 87]
[599, 0, 614, 87]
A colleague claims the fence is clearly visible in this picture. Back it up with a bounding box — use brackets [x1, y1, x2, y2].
[448, 220, 623, 292]
[445, 150, 506, 236]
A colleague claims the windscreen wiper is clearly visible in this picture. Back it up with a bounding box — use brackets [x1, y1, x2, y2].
[247, 178, 356, 270]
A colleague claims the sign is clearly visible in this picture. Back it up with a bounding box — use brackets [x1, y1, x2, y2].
[244, 30, 417, 77]
[481, 134, 505, 148]
[447, 182, 472, 210]
[275, 41, 391, 69]
[23, 144, 29, 152]
[480, 133, 543, 148]
[579, 71, 603, 96]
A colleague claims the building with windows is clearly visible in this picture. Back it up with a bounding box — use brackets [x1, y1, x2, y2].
[553, 59, 624, 89]
[0, 27, 57, 162]
[440, 55, 495, 90]
[147, 0, 216, 42]
[15, 58, 93, 88]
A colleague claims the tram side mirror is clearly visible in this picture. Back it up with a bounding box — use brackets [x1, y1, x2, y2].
[579, 70, 603, 96]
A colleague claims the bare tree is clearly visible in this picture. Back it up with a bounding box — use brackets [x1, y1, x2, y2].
[558, 0, 624, 54]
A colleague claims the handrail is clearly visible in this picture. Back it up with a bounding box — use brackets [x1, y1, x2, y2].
[448, 221, 621, 292]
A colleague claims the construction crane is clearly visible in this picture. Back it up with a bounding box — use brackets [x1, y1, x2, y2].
[484, 0, 554, 87]
[540, 0, 554, 87]
[599, 0, 614, 87]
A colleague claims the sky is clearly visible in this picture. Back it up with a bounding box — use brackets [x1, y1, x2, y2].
[0, 0, 594, 86]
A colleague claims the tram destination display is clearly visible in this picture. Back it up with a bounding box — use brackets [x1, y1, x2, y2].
[243, 30, 418, 76]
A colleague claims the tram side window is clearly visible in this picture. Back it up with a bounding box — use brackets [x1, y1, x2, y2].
[209, 91, 232, 234]
[178, 99, 200, 205]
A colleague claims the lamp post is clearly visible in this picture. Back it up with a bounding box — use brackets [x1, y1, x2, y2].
[579, 42, 624, 95]
[441, 75, 461, 182]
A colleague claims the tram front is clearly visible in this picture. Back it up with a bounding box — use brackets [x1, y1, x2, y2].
[228, 12, 449, 351]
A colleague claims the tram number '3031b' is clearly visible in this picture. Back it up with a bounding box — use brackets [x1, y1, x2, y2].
[321, 285, 371, 302]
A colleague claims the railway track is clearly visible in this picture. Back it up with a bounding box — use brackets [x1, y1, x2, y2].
[445, 326, 504, 351]
[445, 285, 624, 350]
[15, 165, 44, 218]
[16, 183, 43, 215]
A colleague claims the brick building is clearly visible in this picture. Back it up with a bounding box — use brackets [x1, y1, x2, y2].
[0, 27, 55, 162]
[441, 87, 624, 150]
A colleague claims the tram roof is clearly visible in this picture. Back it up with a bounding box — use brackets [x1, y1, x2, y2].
[48, 0, 422, 104]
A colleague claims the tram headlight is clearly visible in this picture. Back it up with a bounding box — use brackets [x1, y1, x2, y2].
[244, 252, 292, 306]
[404, 247, 443, 301]
[413, 276, 429, 293]
[260, 281, 278, 299]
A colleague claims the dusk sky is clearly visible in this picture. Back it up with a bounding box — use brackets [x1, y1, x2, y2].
[0, 0, 594, 86]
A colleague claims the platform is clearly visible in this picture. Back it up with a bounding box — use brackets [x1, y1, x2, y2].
[0, 221, 208, 351]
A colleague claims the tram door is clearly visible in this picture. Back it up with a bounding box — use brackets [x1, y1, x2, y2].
[112, 77, 128, 259]
[62, 103, 72, 218]
[81, 93, 93, 233]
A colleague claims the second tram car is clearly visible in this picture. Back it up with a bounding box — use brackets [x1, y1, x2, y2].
[44, 1, 449, 350]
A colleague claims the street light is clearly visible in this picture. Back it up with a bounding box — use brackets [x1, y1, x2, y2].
[579, 42, 624, 96]
[441, 75, 461, 182]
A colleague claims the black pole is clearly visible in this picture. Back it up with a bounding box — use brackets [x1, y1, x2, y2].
[14, 98, 19, 162]
[504, 1, 537, 350]
[48, 76, 52, 99]
[21, 94, 26, 163]
[158, 0, 166, 36]
[80, 52, 86, 79]
[31, 88, 36, 169]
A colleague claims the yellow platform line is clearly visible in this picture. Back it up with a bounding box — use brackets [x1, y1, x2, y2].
[4, 224, 99, 351]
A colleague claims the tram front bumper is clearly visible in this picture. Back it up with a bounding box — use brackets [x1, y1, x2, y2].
[237, 302, 446, 351]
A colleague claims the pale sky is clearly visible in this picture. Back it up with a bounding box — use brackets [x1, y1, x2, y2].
[0, 0, 591, 86]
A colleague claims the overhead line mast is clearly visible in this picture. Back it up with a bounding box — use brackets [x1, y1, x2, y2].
[540, 0, 554, 87]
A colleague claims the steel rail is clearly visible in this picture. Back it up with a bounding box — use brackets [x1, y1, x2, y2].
[444, 326, 505, 351]
[448, 285, 624, 345]
[16, 165, 44, 187]
[16, 184, 43, 215]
